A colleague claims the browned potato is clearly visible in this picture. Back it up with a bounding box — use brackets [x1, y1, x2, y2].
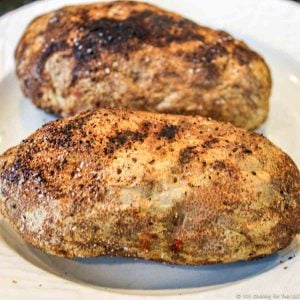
[15, 1, 271, 129]
[0, 109, 299, 265]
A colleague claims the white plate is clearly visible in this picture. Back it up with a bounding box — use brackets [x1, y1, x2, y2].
[0, 0, 300, 299]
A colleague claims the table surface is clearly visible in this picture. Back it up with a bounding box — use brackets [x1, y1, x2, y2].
[0, 0, 299, 16]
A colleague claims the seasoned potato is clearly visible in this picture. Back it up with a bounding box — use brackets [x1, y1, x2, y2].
[0, 109, 299, 265]
[15, 1, 271, 129]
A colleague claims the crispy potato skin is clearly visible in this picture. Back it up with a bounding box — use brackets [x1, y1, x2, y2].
[0, 109, 299, 265]
[15, 1, 271, 129]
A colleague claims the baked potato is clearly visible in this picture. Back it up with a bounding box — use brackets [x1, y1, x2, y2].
[15, 1, 271, 129]
[0, 109, 299, 265]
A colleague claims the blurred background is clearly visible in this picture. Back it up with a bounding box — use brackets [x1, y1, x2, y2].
[0, 0, 299, 16]
[0, 0, 38, 15]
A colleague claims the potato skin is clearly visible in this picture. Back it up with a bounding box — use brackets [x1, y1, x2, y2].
[0, 109, 299, 265]
[15, 1, 271, 129]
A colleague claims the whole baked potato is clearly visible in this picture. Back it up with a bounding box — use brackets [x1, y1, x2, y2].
[0, 109, 299, 265]
[15, 1, 271, 129]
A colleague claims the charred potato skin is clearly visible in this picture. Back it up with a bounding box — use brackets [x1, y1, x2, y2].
[15, 1, 271, 129]
[0, 109, 299, 265]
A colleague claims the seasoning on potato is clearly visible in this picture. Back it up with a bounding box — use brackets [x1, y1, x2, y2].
[15, 1, 271, 129]
[0, 109, 299, 265]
